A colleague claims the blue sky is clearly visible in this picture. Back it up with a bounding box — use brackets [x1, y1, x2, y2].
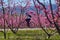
[4, 0, 55, 4]
[40, 0, 55, 4]
[3, 0, 56, 7]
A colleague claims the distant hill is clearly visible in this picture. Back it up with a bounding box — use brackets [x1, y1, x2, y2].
[0, 4, 57, 14]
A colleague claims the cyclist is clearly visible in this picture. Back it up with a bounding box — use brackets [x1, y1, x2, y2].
[25, 13, 32, 27]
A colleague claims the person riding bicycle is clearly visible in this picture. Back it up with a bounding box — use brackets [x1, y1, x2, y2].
[25, 13, 32, 27]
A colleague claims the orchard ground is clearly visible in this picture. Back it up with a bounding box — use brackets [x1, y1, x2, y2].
[0, 28, 60, 40]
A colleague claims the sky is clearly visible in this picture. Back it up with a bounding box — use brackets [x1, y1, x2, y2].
[4, 0, 55, 4]
[3, 0, 56, 7]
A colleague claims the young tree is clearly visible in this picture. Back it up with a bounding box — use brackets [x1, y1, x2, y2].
[33, 0, 52, 38]
[0, 0, 6, 39]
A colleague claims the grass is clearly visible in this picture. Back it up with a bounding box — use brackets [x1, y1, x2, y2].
[0, 29, 60, 40]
